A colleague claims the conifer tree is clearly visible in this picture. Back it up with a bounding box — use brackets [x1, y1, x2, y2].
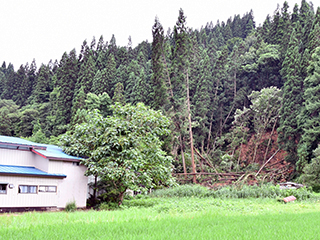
[308, 21, 320, 55]
[298, 47, 320, 170]
[26, 60, 37, 100]
[91, 70, 103, 95]
[193, 51, 212, 151]
[150, 16, 169, 110]
[114, 64, 128, 91]
[34, 64, 51, 104]
[76, 55, 96, 94]
[1, 64, 17, 101]
[125, 60, 140, 103]
[278, 29, 304, 164]
[112, 82, 125, 105]
[299, 0, 314, 51]
[104, 53, 116, 95]
[54, 49, 79, 135]
[14, 65, 27, 106]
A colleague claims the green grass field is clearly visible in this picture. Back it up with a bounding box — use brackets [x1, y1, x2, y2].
[1, 197, 320, 239]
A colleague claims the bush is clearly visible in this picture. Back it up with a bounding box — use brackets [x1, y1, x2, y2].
[151, 183, 317, 201]
[98, 202, 120, 211]
[65, 201, 77, 212]
[122, 198, 159, 208]
[151, 184, 209, 198]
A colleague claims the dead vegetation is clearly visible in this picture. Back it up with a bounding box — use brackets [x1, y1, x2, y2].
[174, 131, 294, 188]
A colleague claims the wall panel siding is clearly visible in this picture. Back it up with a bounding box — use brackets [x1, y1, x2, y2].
[48, 160, 64, 174]
[57, 162, 87, 208]
[0, 176, 61, 207]
[0, 148, 88, 209]
[0, 149, 48, 172]
[0, 149, 35, 166]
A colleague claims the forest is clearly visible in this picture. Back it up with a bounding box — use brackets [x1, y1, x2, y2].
[1, 0, 320, 187]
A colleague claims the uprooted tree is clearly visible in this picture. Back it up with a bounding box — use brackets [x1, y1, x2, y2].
[60, 102, 175, 205]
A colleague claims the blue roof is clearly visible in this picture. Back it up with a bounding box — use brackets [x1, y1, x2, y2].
[0, 135, 81, 162]
[33, 144, 82, 161]
[0, 164, 66, 178]
[0, 135, 45, 149]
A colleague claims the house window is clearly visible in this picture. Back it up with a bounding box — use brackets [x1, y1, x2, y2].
[0, 184, 7, 194]
[18, 185, 37, 194]
[39, 186, 57, 193]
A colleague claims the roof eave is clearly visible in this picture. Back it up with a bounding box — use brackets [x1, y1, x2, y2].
[31, 149, 81, 162]
[0, 172, 66, 179]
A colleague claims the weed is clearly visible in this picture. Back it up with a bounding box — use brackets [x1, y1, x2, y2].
[151, 183, 319, 200]
[65, 201, 77, 212]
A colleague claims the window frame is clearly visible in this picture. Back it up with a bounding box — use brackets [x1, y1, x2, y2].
[0, 183, 7, 194]
[18, 185, 38, 194]
[38, 185, 57, 193]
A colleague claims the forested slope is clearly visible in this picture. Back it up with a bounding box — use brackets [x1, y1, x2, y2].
[1, 0, 319, 181]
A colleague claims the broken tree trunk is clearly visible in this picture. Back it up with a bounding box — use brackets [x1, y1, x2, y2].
[255, 148, 280, 177]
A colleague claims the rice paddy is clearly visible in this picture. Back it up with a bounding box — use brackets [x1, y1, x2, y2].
[1, 197, 320, 239]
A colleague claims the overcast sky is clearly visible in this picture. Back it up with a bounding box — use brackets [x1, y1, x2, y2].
[0, 0, 318, 69]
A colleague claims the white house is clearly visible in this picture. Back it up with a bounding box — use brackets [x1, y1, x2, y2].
[0, 135, 88, 212]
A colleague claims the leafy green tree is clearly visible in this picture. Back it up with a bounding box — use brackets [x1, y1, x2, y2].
[0, 99, 20, 136]
[25, 120, 50, 144]
[18, 108, 39, 137]
[60, 103, 175, 205]
[240, 41, 281, 90]
[235, 87, 282, 163]
[85, 92, 112, 117]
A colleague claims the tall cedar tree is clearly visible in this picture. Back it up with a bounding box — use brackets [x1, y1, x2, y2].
[150, 17, 169, 110]
[14, 65, 27, 106]
[170, 8, 190, 155]
[34, 64, 51, 104]
[193, 51, 212, 151]
[298, 47, 320, 170]
[54, 49, 79, 135]
[278, 29, 304, 164]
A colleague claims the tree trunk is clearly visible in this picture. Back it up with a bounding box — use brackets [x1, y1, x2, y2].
[186, 70, 196, 183]
[263, 117, 278, 163]
[179, 135, 187, 177]
[93, 175, 98, 203]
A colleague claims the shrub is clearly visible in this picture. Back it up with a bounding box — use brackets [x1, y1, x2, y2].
[122, 198, 159, 208]
[151, 183, 318, 201]
[65, 201, 77, 212]
[151, 184, 209, 198]
[98, 202, 120, 211]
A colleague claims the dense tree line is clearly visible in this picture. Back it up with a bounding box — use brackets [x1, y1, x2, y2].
[1, 0, 320, 180]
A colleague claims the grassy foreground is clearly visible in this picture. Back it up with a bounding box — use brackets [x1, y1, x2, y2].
[1, 197, 320, 239]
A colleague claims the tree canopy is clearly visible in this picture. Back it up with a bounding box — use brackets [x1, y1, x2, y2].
[60, 103, 175, 204]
